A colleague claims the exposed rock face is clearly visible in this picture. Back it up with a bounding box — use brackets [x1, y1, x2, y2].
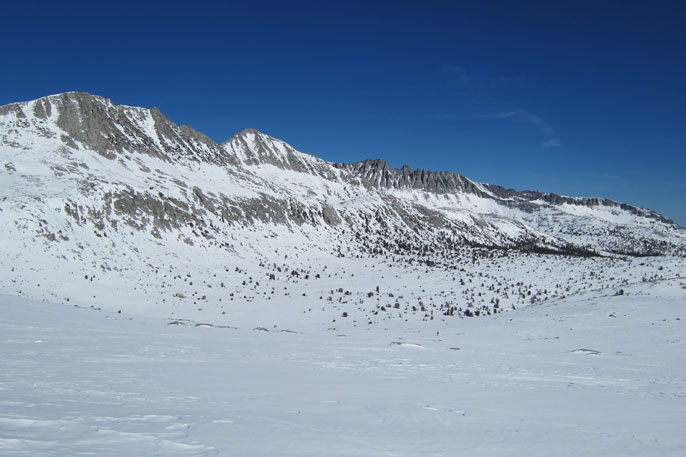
[336, 159, 489, 196]
[1, 91, 684, 263]
[221, 128, 340, 180]
[1, 92, 237, 166]
[337, 159, 675, 226]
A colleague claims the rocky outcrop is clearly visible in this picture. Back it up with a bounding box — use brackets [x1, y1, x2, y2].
[335, 159, 491, 197]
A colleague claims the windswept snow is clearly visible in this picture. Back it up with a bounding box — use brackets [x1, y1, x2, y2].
[2, 279, 685, 456]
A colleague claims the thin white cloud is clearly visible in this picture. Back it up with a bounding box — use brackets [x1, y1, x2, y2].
[442, 64, 470, 83]
[478, 109, 561, 147]
[575, 172, 622, 182]
[481, 110, 555, 136]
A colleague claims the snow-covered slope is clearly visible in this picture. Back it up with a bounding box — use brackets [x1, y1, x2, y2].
[2, 278, 685, 456]
[0, 92, 685, 322]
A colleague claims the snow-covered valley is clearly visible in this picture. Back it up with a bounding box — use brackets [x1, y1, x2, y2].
[2, 277, 685, 456]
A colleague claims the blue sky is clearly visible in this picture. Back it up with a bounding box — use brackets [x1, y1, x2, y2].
[2, 1, 684, 225]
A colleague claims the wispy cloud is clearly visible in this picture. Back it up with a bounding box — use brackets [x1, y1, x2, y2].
[480, 110, 555, 136]
[574, 172, 623, 182]
[489, 75, 531, 88]
[477, 109, 561, 148]
[651, 179, 686, 191]
[441, 64, 470, 83]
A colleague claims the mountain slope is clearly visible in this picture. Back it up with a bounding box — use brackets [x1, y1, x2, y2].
[1, 92, 685, 320]
[1, 92, 684, 261]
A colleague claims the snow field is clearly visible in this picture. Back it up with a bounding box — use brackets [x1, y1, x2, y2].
[1, 278, 685, 456]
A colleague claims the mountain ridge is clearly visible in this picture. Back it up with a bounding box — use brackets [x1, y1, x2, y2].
[1, 91, 684, 263]
[3, 91, 677, 228]
[338, 158, 675, 226]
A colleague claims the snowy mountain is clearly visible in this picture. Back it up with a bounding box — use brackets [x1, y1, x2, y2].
[1, 92, 685, 323]
[3, 93, 686, 456]
[1, 92, 683, 259]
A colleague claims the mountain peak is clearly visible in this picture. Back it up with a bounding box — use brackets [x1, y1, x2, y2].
[0, 91, 238, 167]
[224, 128, 283, 148]
[37, 91, 115, 111]
[234, 127, 264, 137]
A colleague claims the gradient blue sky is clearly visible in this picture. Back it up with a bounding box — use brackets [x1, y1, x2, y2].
[2, 1, 684, 225]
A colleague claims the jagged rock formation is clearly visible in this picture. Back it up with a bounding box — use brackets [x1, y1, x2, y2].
[337, 159, 673, 225]
[1, 91, 684, 270]
[336, 159, 490, 196]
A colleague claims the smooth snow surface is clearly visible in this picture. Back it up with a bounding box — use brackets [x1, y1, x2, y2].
[2, 279, 685, 456]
